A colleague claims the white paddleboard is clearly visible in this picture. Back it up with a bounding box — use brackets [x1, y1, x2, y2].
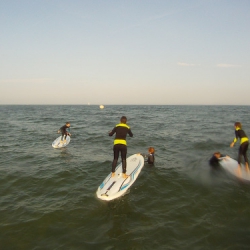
[52, 136, 70, 148]
[219, 157, 250, 181]
[96, 154, 144, 201]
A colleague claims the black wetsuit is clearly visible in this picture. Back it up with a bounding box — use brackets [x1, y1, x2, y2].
[147, 153, 155, 164]
[234, 128, 249, 165]
[142, 153, 155, 165]
[109, 123, 133, 173]
[60, 125, 70, 140]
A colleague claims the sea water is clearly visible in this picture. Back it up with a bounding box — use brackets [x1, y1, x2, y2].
[1, 105, 250, 250]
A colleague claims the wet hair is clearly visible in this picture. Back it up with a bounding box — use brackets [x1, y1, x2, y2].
[120, 116, 127, 124]
[148, 147, 155, 154]
[213, 151, 221, 156]
[235, 122, 242, 129]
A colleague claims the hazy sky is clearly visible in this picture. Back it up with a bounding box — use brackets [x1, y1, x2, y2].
[1, 0, 249, 105]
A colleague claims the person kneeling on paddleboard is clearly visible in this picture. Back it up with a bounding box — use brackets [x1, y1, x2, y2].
[109, 116, 133, 178]
[139, 147, 155, 165]
[209, 151, 228, 168]
[58, 122, 71, 144]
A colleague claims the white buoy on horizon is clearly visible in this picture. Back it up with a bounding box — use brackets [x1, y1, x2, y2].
[100, 105, 104, 109]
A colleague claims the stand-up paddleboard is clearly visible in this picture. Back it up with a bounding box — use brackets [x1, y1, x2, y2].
[52, 136, 70, 148]
[219, 157, 250, 181]
[96, 154, 144, 201]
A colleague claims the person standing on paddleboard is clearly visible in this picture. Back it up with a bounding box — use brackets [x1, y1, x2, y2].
[230, 122, 249, 174]
[58, 122, 71, 144]
[109, 116, 133, 178]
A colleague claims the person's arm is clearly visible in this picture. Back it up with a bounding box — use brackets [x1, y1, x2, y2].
[218, 154, 230, 161]
[230, 131, 238, 147]
[58, 126, 63, 133]
[66, 127, 71, 136]
[128, 129, 133, 137]
[109, 127, 116, 136]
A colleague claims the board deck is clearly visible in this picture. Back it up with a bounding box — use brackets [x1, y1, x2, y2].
[96, 154, 144, 201]
[52, 136, 70, 148]
[219, 157, 250, 181]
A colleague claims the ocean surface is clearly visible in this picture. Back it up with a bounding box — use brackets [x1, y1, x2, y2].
[1, 105, 250, 250]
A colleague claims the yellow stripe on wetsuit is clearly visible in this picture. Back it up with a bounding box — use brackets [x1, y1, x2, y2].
[233, 137, 249, 144]
[114, 139, 127, 145]
[116, 123, 130, 129]
[233, 127, 249, 144]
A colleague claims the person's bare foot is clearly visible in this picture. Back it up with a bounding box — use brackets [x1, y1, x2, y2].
[245, 163, 249, 173]
[235, 165, 242, 177]
[122, 173, 129, 178]
[111, 172, 115, 177]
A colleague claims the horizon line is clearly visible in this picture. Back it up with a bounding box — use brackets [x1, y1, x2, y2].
[0, 104, 250, 106]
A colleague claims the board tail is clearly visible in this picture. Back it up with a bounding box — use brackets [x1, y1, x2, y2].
[101, 181, 116, 197]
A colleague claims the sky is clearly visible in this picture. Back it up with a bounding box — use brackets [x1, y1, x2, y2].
[0, 0, 250, 105]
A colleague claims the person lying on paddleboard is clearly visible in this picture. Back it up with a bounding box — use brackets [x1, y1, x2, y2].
[209, 151, 229, 168]
[140, 147, 155, 165]
[109, 116, 133, 178]
[58, 122, 71, 144]
[230, 122, 249, 174]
